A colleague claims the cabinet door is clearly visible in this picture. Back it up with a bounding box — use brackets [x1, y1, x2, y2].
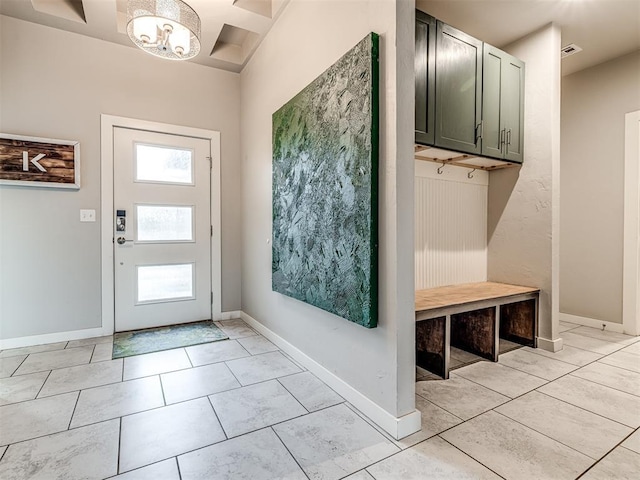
[435, 21, 483, 155]
[415, 11, 436, 145]
[481, 45, 505, 159]
[502, 54, 525, 163]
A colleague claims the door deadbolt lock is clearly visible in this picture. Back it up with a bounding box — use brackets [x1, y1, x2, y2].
[116, 237, 133, 245]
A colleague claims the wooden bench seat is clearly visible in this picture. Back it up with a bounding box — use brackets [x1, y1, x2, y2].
[415, 282, 540, 379]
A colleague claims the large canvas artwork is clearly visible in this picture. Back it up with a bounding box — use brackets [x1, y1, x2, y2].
[272, 33, 379, 328]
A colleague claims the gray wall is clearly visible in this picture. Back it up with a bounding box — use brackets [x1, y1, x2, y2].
[487, 24, 562, 346]
[560, 51, 640, 324]
[240, 0, 416, 418]
[0, 16, 242, 340]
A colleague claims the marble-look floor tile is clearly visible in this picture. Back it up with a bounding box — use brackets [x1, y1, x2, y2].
[570, 326, 638, 345]
[71, 376, 164, 428]
[622, 429, 640, 454]
[161, 362, 240, 404]
[496, 391, 632, 459]
[178, 427, 307, 480]
[394, 395, 462, 449]
[119, 397, 225, 473]
[452, 362, 546, 398]
[39, 359, 123, 397]
[0, 371, 49, 406]
[538, 375, 640, 427]
[599, 350, 640, 373]
[110, 458, 180, 480]
[217, 319, 257, 339]
[123, 348, 191, 380]
[560, 331, 624, 355]
[416, 375, 509, 420]
[185, 340, 250, 367]
[0, 391, 78, 445]
[621, 341, 640, 356]
[66, 335, 113, 349]
[571, 362, 640, 396]
[226, 351, 302, 385]
[91, 343, 114, 363]
[0, 341, 68, 359]
[273, 404, 400, 480]
[524, 345, 603, 366]
[344, 472, 375, 480]
[0, 419, 119, 480]
[366, 436, 501, 480]
[441, 411, 592, 480]
[13, 346, 93, 375]
[237, 335, 279, 355]
[210, 380, 307, 438]
[498, 348, 577, 380]
[559, 321, 579, 333]
[0, 355, 26, 379]
[278, 372, 343, 412]
[580, 446, 640, 480]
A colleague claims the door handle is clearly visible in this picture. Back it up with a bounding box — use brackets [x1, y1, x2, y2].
[500, 129, 506, 152]
[506, 129, 512, 154]
[116, 237, 133, 245]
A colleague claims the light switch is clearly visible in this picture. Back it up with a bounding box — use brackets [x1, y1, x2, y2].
[80, 209, 96, 222]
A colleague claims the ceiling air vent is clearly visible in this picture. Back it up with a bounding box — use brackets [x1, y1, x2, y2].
[561, 44, 583, 58]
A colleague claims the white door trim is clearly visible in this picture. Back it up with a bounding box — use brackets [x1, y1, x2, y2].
[100, 115, 221, 334]
[623, 110, 640, 335]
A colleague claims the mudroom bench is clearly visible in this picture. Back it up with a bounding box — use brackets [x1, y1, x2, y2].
[415, 282, 540, 379]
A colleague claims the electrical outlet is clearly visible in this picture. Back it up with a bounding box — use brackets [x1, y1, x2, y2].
[80, 209, 96, 222]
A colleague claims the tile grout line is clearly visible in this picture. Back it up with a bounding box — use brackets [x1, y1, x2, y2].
[205, 395, 230, 440]
[66, 391, 82, 431]
[569, 370, 640, 397]
[534, 389, 639, 429]
[575, 428, 640, 479]
[275, 377, 311, 414]
[116, 416, 123, 475]
[174, 456, 183, 480]
[270, 426, 312, 480]
[437, 434, 508, 480]
[33, 369, 54, 400]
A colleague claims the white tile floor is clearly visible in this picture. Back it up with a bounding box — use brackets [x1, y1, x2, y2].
[0, 319, 638, 479]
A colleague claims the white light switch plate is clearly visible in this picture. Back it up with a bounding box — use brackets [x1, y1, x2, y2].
[80, 209, 96, 222]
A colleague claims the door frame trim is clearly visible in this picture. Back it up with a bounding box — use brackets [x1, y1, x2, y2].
[100, 114, 222, 334]
[623, 110, 640, 335]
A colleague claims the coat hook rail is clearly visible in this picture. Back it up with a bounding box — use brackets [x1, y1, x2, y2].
[437, 162, 446, 174]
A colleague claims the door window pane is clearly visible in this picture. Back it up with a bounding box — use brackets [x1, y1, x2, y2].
[135, 144, 193, 184]
[137, 264, 194, 303]
[136, 205, 193, 242]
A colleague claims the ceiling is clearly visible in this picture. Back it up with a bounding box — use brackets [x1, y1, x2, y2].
[1, 1, 638, 75]
[417, 0, 640, 76]
[0, 0, 290, 73]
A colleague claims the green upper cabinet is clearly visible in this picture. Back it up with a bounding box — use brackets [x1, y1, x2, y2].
[434, 21, 483, 155]
[415, 11, 436, 145]
[414, 11, 526, 164]
[482, 45, 525, 163]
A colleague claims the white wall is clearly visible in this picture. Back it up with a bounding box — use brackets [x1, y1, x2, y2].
[415, 161, 488, 289]
[0, 16, 242, 341]
[240, 0, 417, 427]
[487, 24, 562, 349]
[560, 51, 640, 325]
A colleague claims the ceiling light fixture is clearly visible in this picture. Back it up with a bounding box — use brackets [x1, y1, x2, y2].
[127, 0, 201, 61]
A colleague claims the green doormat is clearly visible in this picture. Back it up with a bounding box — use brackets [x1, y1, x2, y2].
[112, 321, 229, 359]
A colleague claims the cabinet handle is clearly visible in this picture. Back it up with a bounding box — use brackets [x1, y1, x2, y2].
[475, 122, 483, 144]
[500, 129, 506, 152]
[506, 129, 512, 154]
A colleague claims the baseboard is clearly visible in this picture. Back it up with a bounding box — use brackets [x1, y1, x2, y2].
[537, 336, 564, 353]
[560, 313, 625, 334]
[0, 326, 112, 350]
[213, 310, 242, 321]
[240, 311, 421, 440]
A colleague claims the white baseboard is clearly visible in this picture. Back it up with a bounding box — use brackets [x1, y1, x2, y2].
[240, 311, 421, 440]
[0, 326, 112, 350]
[213, 310, 242, 321]
[559, 313, 625, 334]
[537, 336, 563, 352]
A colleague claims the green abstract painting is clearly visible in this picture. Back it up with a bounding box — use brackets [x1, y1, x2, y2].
[272, 33, 379, 328]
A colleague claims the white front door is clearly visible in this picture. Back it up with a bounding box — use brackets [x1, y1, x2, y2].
[113, 127, 212, 332]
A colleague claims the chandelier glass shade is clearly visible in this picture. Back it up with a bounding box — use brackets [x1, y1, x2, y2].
[127, 0, 201, 60]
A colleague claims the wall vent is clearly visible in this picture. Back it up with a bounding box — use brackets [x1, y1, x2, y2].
[561, 44, 583, 58]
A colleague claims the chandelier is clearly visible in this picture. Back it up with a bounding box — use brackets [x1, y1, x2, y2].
[127, 0, 201, 60]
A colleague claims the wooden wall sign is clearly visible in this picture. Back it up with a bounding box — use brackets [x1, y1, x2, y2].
[0, 134, 80, 189]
